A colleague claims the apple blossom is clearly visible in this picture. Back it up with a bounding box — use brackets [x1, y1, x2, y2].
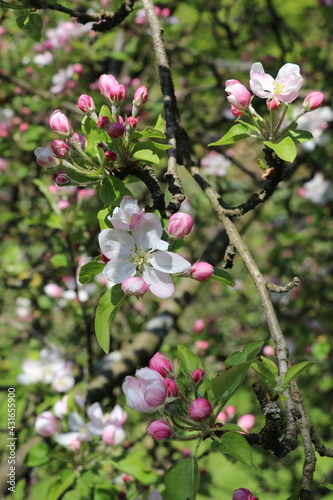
[121, 276, 149, 297]
[51, 139, 69, 158]
[303, 91, 325, 111]
[105, 150, 118, 162]
[249, 62, 303, 103]
[189, 398, 212, 421]
[237, 413, 256, 433]
[87, 402, 127, 445]
[191, 368, 205, 384]
[98, 115, 111, 129]
[164, 377, 179, 397]
[225, 79, 252, 110]
[99, 208, 191, 299]
[167, 212, 194, 238]
[77, 94, 96, 114]
[34, 146, 59, 169]
[122, 367, 167, 412]
[147, 420, 172, 440]
[149, 352, 173, 377]
[107, 196, 144, 230]
[233, 488, 259, 500]
[107, 122, 125, 138]
[108, 84, 128, 102]
[99, 74, 119, 99]
[49, 109, 73, 136]
[55, 412, 92, 448]
[35, 411, 59, 436]
[189, 261, 214, 282]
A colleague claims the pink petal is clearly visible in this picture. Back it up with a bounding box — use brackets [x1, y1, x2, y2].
[142, 267, 175, 299]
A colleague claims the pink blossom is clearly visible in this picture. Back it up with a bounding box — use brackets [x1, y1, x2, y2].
[147, 420, 172, 440]
[108, 84, 128, 102]
[225, 80, 251, 110]
[201, 151, 231, 176]
[99, 74, 119, 99]
[191, 368, 205, 384]
[35, 411, 59, 436]
[188, 398, 212, 421]
[233, 488, 258, 500]
[193, 318, 206, 333]
[267, 98, 280, 111]
[195, 340, 209, 350]
[87, 402, 127, 445]
[34, 146, 59, 169]
[303, 91, 325, 111]
[121, 276, 149, 297]
[164, 378, 179, 397]
[122, 367, 167, 412]
[105, 150, 118, 162]
[167, 212, 194, 238]
[77, 94, 96, 114]
[149, 352, 173, 377]
[237, 414, 256, 433]
[51, 139, 69, 158]
[44, 283, 64, 298]
[107, 196, 144, 230]
[189, 261, 214, 282]
[98, 116, 111, 129]
[298, 172, 333, 204]
[55, 412, 92, 448]
[225, 405, 236, 418]
[250, 62, 303, 103]
[49, 110, 73, 136]
[107, 122, 125, 138]
[263, 345, 275, 356]
[133, 86, 148, 105]
[126, 116, 137, 129]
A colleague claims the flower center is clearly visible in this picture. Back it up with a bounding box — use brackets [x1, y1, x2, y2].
[273, 81, 285, 95]
[129, 245, 150, 272]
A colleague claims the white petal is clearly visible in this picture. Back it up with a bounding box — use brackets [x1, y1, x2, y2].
[142, 267, 175, 299]
[148, 251, 191, 274]
[103, 259, 136, 284]
[131, 213, 164, 251]
[55, 432, 80, 446]
[98, 229, 135, 260]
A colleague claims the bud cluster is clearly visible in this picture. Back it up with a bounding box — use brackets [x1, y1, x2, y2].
[34, 74, 150, 187]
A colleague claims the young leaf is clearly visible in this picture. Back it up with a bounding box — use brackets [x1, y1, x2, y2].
[212, 431, 252, 466]
[131, 149, 160, 165]
[251, 356, 279, 389]
[95, 286, 125, 354]
[225, 342, 264, 367]
[208, 123, 252, 147]
[177, 345, 203, 374]
[25, 442, 50, 467]
[286, 486, 304, 499]
[79, 261, 105, 285]
[264, 137, 297, 162]
[320, 484, 333, 491]
[132, 140, 171, 159]
[287, 129, 313, 144]
[168, 238, 184, 253]
[211, 269, 234, 287]
[211, 361, 251, 402]
[99, 176, 132, 205]
[280, 361, 316, 391]
[16, 14, 43, 42]
[165, 458, 200, 500]
[97, 206, 113, 230]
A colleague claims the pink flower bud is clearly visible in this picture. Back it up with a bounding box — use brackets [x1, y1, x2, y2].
[108, 122, 125, 139]
[34, 146, 59, 169]
[191, 368, 204, 384]
[77, 94, 96, 114]
[149, 352, 173, 377]
[51, 139, 69, 158]
[99, 74, 119, 99]
[49, 110, 73, 137]
[122, 368, 167, 412]
[225, 405, 236, 418]
[105, 150, 118, 162]
[164, 377, 179, 397]
[231, 105, 243, 117]
[72, 133, 87, 151]
[225, 80, 251, 110]
[121, 276, 149, 297]
[193, 318, 206, 333]
[263, 345, 274, 356]
[303, 91, 325, 111]
[35, 411, 59, 436]
[233, 488, 258, 500]
[44, 283, 63, 298]
[167, 212, 194, 238]
[133, 86, 149, 106]
[98, 116, 111, 130]
[147, 420, 172, 440]
[267, 98, 280, 111]
[188, 398, 212, 422]
[126, 116, 138, 129]
[109, 84, 128, 102]
[189, 261, 214, 282]
[237, 414, 256, 433]
[53, 171, 71, 186]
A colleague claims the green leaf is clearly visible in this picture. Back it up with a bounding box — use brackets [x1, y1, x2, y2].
[108, 455, 158, 485]
[279, 361, 316, 392]
[168, 238, 184, 253]
[98, 105, 113, 122]
[97, 207, 112, 230]
[225, 342, 264, 367]
[95, 286, 125, 354]
[154, 114, 166, 134]
[287, 129, 313, 144]
[50, 253, 69, 268]
[220, 423, 245, 432]
[264, 137, 297, 162]
[208, 123, 252, 146]
[132, 140, 171, 160]
[286, 486, 304, 499]
[99, 176, 132, 205]
[165, 458, 200, 500]
[25, 442, 50, 466]
[16, 14, 43, 41]
[131, 149, 160, 165]
[177, 345, 203, 374]
[320, 483, 333, 491]
[1, 0, 25, 9]
[47, 470, 77, 500]
[211, 362, 251, 402]
[212, 432, 252, 465]
[79, 261, 105, 284]
[251, 356, 279, 389]
[211, 269, 234, 287]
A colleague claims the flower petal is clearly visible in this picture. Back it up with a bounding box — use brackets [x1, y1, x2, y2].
[131, 213, 164, 251]
[103, 259, 136, 285]
[99, 229, 135, 260]
[148, 251, 191, 274]
[142, 267, 175, 299]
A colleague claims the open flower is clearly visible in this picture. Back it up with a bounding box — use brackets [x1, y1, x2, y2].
[87, 402, 127, 445]
[99, 210, 191, 299]
[249, 62, 303, 103]
[122, 367, 167, 412]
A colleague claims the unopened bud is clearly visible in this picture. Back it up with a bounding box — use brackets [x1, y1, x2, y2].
[108, 122, 125, 139]
[303, 91, 325, 111]
[121, 276, 149, 298]
[167, 212, 194, 238]
[98, 116, 111, 130]
[49, 110, 73, 137]
[77, 94, 96, 114]
[105, 150, 117, 162]
[164, 378, 179, 397]
[53, 171, 71, 186]
[149, 352, 173, 378]
[191, 368, 205, 384]
[188, 398, 212, 422]
[189, 261, 214, 282]
[51, 139, 69, 158]
[147, 420, 172, 441]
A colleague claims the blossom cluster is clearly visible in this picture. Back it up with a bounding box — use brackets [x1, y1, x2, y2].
[34, 74, 150, 186]
[122, 351, 255, 443]
[17, 348, 75, 393]
[99, 196, 214, 299]
[35, 394, 127, 450]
